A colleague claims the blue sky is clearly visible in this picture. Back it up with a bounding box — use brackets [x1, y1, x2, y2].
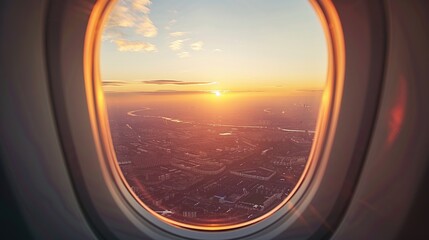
[100, 0, 327, 93]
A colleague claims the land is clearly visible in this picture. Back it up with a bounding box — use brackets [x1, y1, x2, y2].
[106, 92, 321, 226]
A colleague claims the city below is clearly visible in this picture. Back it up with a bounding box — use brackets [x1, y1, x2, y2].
[106, 92, 321, 226]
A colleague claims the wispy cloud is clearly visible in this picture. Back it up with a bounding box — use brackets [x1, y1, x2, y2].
[169, 39, 189, 51]
[170, 31, 188, 37]
[105, 90, 210, 95]
[102, 81, 128, 86]
[295, 89, 324, 92]
[114, 39, 157, 52]
[190, 41, 204, 51]
[143, 80, 216, 85]
[136, 16, 157, 37]
[177, 51, 190, 58]
[105, 90, 262, 95]
[103, 0, 158, 51]
[132, 0, 152, 14]
[107, 5, 135, 28]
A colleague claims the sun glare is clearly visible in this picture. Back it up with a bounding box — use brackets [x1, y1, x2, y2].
[213, 90, 222, 97]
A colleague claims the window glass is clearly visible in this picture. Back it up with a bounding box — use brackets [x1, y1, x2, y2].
[101, 0, 327, 228]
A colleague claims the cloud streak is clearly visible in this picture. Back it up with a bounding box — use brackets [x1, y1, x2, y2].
[114, 39, 157, 52]
[190, 41, 204, 51]
[169, 39, 189, 51]
[143, 80, 216, 85]
[105, 90, 263, 95]
[170, 31, 188, 37]
[102, 81, 128, 86]
[177, 51, 190, 58]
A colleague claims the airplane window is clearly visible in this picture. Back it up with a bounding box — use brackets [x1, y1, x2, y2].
[99, 0, 327, 230]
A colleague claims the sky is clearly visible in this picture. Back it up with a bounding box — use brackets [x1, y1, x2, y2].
[100, 0, 328, 93]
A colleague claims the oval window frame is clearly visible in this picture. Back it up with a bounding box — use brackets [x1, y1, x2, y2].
[84, 0, 343, 237]
[43, 0, 388, 239]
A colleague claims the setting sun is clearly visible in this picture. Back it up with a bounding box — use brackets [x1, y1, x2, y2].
[213, 90, 222, 97]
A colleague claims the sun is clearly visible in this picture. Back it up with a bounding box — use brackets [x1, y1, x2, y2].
[213, 90, 222, 97]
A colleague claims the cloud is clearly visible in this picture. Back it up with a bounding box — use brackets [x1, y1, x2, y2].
[114, 39, 157, 52]
[169, 39, 189, 51]
[213, 48, 223, 52]
[103, 0, 158, 49]
[105, 90, 262, 95]
[105, 90, 211, 95]
[102, 81, 128, 86]
[295, 89, 324, 92]
[177, 51, 190, 58]
[143, 80, 215, 85]
[132, 0, 152, 14]
[190, 41, 204, 51]
[136, 16, 158, 38]
[102, 29, 126, 42]
[107, 5, 135, 28]
[170, 31, 188, 37]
